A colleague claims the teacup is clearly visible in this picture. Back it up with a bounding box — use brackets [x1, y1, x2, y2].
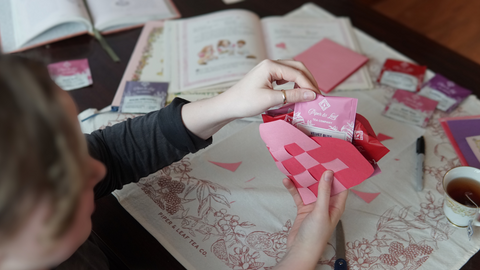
[442, 166, 480, 228]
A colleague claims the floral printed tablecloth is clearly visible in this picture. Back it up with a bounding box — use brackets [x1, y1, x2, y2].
[80, 4, 480, 270]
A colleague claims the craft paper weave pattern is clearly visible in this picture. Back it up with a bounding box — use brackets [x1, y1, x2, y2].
[260, 120, 374, 204]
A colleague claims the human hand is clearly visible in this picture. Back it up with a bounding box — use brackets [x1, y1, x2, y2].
[181, 59, 319, 140]
[220, 59, 320, 119]
[274, 170, 348, 270]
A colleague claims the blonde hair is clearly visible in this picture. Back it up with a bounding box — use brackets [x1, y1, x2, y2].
[0, 56, 83, 243]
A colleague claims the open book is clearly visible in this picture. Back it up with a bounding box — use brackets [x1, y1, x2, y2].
[112, 9, 372, 108]
[0, 0, 180, 53]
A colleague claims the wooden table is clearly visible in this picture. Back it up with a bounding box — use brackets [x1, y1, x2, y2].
[17, 0, 480, 269]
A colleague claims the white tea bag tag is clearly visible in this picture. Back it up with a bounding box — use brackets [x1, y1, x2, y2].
[121, 96, 164, 114]
[419, 86, 457, 111]
[54, 74, 90, 91]
[296, 123, 347, 141]
[383, 102, 426, 126]
[380, 71, 418, 92]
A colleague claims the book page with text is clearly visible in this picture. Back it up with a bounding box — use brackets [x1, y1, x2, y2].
[177, 10, 266, 92]
[11, 0, 91, 48]
[86, 0, 177, 31]
[261, 17, 372, 90]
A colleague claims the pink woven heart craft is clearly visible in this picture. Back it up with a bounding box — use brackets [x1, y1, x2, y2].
[259, 120, 374, 204]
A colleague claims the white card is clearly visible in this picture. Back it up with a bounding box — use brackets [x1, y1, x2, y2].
[53, 74, 91, 91]
[466, 135, 480, 163]
[380, 71, 418, 92]
[419, 86, 457, 111]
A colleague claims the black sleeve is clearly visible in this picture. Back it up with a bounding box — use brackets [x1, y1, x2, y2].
[86, 98, 212, 200]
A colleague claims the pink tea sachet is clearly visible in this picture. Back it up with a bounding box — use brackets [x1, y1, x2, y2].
[293, 38, 369, 94]
[383, 89, 438, 127]
[47, 59, 92, 91]
[293, 95, 358, 142]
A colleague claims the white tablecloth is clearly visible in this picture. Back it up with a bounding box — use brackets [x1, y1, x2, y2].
[80, 4, 480, 270]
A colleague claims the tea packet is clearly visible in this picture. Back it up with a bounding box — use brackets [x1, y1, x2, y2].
[47, 59, 92, 91]
[383, 89, 438, 128]
[120, 81, 169, 114]
[353, 113, 390, 163]
[419, 74, 472, 112]
[293, 95, 357, 142]
[377, 59, 426, 92]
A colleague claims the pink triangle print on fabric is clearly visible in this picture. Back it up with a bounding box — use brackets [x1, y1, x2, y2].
[208, 161, 242, 172]
[351, 189, 380, 203]
[377, 133, 393, 142]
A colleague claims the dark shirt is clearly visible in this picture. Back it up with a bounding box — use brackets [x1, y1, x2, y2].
[54, 98, 212, 269]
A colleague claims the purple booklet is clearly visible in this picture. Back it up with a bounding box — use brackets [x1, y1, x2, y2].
[419, 74, 471, 112]
[446, 118, 480, 168]
[120, 81, 169, 113]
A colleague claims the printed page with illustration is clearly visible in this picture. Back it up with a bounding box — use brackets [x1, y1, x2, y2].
[169, 10, 267, 92]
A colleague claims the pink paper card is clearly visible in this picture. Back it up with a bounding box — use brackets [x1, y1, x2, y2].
[47, 59, 92, 91]
[383, 89, 438, 127]
[293, 95, 357, 142]
[293, 38, 368, 94]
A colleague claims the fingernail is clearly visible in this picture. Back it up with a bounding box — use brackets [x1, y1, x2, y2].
[303, 91, 316, 100]
[324, 170, 333, 182]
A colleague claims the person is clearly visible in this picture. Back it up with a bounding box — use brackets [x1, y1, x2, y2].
[0, 55, 347, 270]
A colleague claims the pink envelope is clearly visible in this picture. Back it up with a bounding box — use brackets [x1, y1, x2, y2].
[293, 38, 368, 94]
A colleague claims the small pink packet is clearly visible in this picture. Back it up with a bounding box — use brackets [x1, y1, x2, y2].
[48, 59, 92, 91]
[293, 95, 358, 142]
[383, 89, 438, 127]
[377, 59, 426, 92]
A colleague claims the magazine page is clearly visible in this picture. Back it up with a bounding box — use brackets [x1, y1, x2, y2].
[86, 0, 178, 31]
[11, 0, 91, 48]
[176, 9, 267, 92]
[261, 17, 372, 91]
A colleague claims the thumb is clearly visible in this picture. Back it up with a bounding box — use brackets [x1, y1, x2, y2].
[315, 170, 334, 210]
[284, 88, 317, 104]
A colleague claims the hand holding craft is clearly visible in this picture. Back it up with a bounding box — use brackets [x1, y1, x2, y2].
[274, 170, 348, 270]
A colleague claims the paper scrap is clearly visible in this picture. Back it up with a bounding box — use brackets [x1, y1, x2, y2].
[351, 189, 380, 203]
[377, 133, 394, 142]
[209, 161, 242, 172]
[245, 177, 256, 183]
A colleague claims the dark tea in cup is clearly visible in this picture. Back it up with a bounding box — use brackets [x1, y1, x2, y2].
[446, 177, 480, 207]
